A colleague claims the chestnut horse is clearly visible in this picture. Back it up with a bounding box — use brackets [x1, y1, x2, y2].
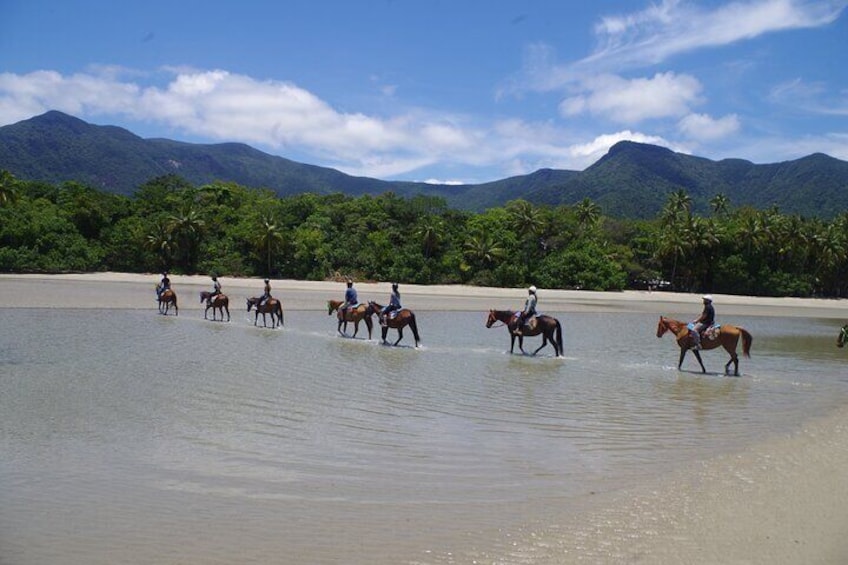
[200, 291, 230, 322]
[485, 309, 563, 357]
[327, 299, 374, 339]
[838, 324, 848, 348]
[656, 316, 752, 376]
[158, 288, 178, 316]
[246, 296, 284, 328]
[369, 301, 420, 347]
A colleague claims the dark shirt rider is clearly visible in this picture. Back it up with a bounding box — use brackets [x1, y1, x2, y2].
[341, 279, 358, 319]
[157, 272, 171, 299]
[259, 279, 271, 307]
[691, 295, 715, 349]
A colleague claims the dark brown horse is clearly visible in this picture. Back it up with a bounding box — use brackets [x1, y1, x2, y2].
[656, 316, 752, 376]
[246, 296, 284, 328]
[158, 288, 178, 316]
[200, 291, 230, 322]
[838, 324, 848, 348]
[485, 309, 563, 357]
[369, 301, 420, 347]
[327, 299, 374, 339]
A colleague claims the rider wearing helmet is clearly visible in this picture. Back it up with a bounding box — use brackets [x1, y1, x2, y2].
[691, 294, 715, 350]
[380, 283, 402, 326]
[341, 278, 358, 320]
[514, 285, 538, 336]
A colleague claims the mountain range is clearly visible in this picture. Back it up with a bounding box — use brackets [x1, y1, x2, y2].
[1, 110, 847, 218]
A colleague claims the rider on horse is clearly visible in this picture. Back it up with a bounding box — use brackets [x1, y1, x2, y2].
[691, 294, 715, 350]
[380, 283, 402, 327]
[341, 278, 359, 320]
[514, 285, 538, 336]
[206, 275, 222, 307]
[259, 279, 272, 308]
[156, 272, 171, 300]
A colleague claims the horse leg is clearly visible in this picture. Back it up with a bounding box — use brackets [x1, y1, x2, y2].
[394, 327, 404, 346]
[510, 333, 516, 354]
[381, 326, 389, 344]
[352, 320, 359, 338]
[518, 335, 526, 355]
[693, 350, 706, 373]
[532, 334, 548, 356]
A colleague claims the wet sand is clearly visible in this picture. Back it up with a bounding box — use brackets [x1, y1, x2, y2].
[2, 272, 848, 564]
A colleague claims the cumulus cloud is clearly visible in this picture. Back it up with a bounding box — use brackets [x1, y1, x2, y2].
[678, 112, 741, 140]
[559, 72, 703, 124]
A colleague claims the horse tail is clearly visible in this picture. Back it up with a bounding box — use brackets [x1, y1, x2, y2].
[555, 319, 564, 357]
[277, 301, 284, 326]
[409, 313, 421, 347]
[740, 327, 752, 357]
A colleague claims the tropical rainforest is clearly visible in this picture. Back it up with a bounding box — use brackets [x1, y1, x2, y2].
[1, 170, 846, 298]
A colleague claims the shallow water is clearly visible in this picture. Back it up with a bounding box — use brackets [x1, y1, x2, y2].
[1, 308, 846, 564]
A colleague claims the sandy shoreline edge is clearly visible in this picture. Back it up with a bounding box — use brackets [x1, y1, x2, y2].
[2, 272, 848, 318]
[2, 272, 847, 563]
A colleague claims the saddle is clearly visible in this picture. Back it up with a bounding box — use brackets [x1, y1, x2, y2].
[687, 323, 720, 341]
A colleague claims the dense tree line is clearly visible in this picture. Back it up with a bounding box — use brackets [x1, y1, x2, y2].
[1, 171, 846, 297]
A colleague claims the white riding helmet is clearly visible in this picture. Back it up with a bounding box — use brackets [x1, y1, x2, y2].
[702, 294, 713, 302]
[529, 285, 537, 293]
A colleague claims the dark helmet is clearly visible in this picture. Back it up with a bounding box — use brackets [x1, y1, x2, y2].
[346, 278, 353, 287]
[212, 275, 217, 281]
[392, 282, 399, 289]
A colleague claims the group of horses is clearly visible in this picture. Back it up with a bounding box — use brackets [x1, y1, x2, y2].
[159, 287, 844, 373]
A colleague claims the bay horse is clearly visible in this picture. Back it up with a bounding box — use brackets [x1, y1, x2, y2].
[485, 309, 563, 357]
[246, 296, 284, 328]
[327, 299, 374, 339]
[838, 324, 848, 348]
[158, 288, 178, 316]
[369, 301, 420, 347]
[200, 291, 230, 322]
[656, 316, 752, 376]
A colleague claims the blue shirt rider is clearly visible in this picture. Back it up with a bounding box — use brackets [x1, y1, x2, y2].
[156, 272, 171, 299]
[380, 283, 401, 326]
[514, 285, 538, 336]
[691, 294, 715, 349]
[341, 279, 358, 319]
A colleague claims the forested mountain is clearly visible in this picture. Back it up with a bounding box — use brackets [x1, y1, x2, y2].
[2, 111, 847, 218]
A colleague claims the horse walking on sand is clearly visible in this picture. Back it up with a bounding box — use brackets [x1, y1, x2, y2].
[327, 299, 374, 339]
[158, 289, 178, 316]
[200, 291, 230, 322]
[369, 301, 420, 347]
[656, 316, 752, 376]
[485, 309, 563, 357]
[838, 324, 848, 348]
[246, 297, 284, 328]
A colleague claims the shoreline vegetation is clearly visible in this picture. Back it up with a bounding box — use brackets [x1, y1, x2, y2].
[3, 272, 848, 563]
[1, 173, 847, 300]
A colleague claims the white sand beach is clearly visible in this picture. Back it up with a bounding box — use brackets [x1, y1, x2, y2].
[2, 272, 847, 564]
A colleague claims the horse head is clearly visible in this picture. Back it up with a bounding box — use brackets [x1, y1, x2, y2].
[486, 310, 497, 328]
[838, 324, 848, 348]
[327, 300, 338, 315]
[246, 297, 255, 312]
[656, 316, 670, 338]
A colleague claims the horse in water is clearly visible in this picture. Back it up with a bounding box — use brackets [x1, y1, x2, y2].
[327, 299, 374, 339]
[656, 316, 752, 376]
[158, 289, 178, 316]
[485, 309, 563, 357]
[200, 291, 230, 322]
[246, 296, 284, 328]
[369, 301, 420, 347]
[838, 324, 848, 348]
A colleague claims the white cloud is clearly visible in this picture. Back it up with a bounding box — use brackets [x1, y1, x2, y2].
[559, 72, 702, 124]
[562, 130, 683, 170]
[586, 0, 847, 70]
[678, 112, 741, 140]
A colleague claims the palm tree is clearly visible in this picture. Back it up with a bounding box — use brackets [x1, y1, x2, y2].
[507, 200, 542, 240]
[709, 193, 730, 217]
[575, 197, 601, 234]
[145, 222, 174, 271]
[661, 189, 692, 227]
[255, 216, 284, 277]
[0, 170, 20, 207]
[167, 206, 205, 272]
[462, 232, 505, 270]
[415, 217, 444, 259]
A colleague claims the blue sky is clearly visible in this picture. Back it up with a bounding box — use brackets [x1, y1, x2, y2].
[1, 0, 847, 184]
